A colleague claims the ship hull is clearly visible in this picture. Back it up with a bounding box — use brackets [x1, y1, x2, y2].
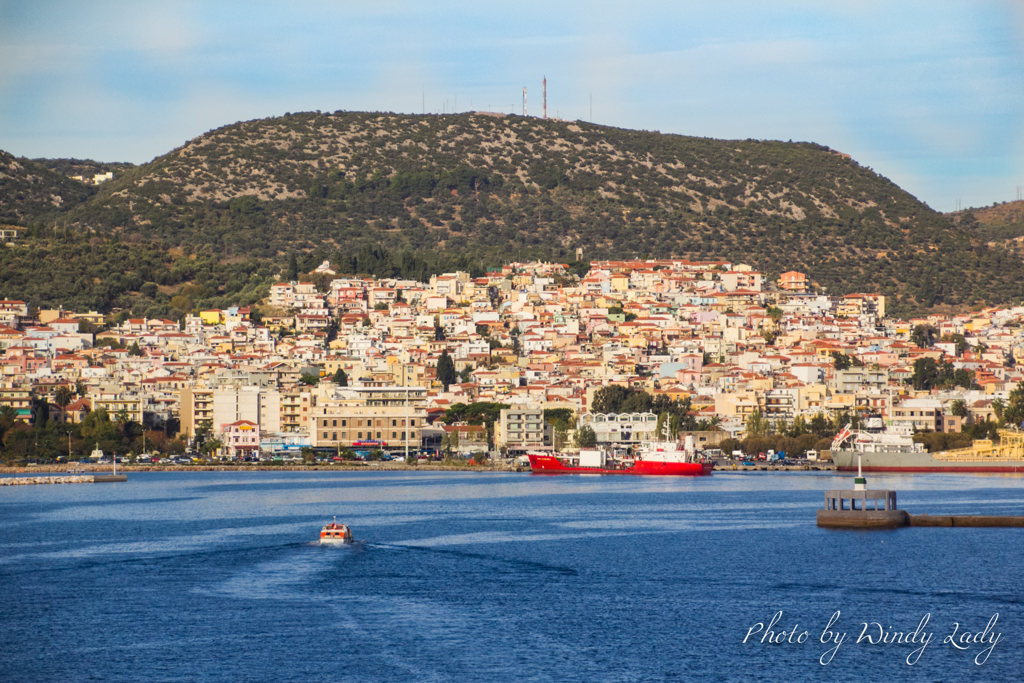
[832, 451, 1024, 473]
[528, 454, 713, 476]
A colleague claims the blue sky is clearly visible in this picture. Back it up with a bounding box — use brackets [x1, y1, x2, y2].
[1, 1, 1022, 212]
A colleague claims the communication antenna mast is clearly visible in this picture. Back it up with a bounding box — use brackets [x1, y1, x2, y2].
[543, 77, 547, 120]
[523, 87, 527, 116]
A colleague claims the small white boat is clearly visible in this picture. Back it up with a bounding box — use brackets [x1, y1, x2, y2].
[319, 517, 353, 544]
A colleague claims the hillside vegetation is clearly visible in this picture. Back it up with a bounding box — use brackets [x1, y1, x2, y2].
[953, 200, 1024, 245]
[2, 110, 1023, 318]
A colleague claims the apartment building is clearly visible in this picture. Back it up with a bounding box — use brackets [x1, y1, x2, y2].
[496, 407, 554, 454]
[310, 386, 428, 451]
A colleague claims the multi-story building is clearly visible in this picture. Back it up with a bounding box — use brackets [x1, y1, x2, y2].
[891, 398, 943, 432]
[0, 383, 33, 420]
[576, 412, 657, 446]
[778, 271, 808, 292]
[221, 420, 260, 458]
[310, 386, 428, 452]
[91, 391, 145, 424]
[497, 407, 554, 454]
[179, 387, 214, 437]
[831, 367, 890, 393]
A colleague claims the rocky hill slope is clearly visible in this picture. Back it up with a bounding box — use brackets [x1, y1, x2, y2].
[2, 111, 1022, 316]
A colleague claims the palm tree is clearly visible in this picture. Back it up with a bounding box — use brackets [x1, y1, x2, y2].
[54, 386, 74, 412]
[950, 399, 969, 421]
[991, 398, 1005, 425]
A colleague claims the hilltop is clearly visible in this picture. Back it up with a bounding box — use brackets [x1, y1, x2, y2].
[951, 199, 1024, 247]
[1, 110, 1022, 317]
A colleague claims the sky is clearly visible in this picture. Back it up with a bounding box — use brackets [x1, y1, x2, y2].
[1, 0, 1023, 212]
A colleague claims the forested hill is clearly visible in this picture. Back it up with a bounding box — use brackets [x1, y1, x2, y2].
[0, 150, 95, 223]
[1, 110, 1022, 318]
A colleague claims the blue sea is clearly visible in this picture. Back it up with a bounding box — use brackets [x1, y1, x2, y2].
[2, 470, 1022, 682]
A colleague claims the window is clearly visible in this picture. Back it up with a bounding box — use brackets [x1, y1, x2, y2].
[323, 432, 328, 439]
[332, 420, 337, 427]
[411, 419, 416, 426]
[392, 431, 397, 439]
[392, 419, 397, 427]
[332, 432, 337, 441]
[377, 432, 381, 439]
[342, 420, 347, 427]
[358, 432, 363, 439]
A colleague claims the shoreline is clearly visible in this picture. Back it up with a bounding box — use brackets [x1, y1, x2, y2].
[0, 462, 837, 474]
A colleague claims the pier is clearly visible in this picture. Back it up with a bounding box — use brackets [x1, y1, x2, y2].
[0, 474, 126, 485]
[816, 457, 1024, 529]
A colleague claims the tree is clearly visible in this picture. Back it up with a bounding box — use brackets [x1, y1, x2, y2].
[53, 386, 74, 412]
[910, 324, 938, 349]
[574, 425, 598, 449]
[809, 412, 833, 439]
[442, 429, 460, 456]
[1002, 382, 1024, 428]
[950, 399, 968, 420]
[435, 350, 457, 391]
[332, 367, 348, 386]
[287, 253, 299, 281]
[745, 409, 768, 437]
[832, 352, 852, 371]
[299, 373, 319, 385]
[75, 379, 87, 397]
[910, 357, 940, 390]
[128, 341, 143, 357]
[952, 368, 974, 389]
[201, 438, 222, 457]
[32, 398, 49, 431]
[992, 398, 1006, 425]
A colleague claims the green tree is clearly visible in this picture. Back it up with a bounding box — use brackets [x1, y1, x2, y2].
[53, 386, 74, 412]
[910, 324, 939, 349]
[332, 367, 348, 386]
[992, 398, 1006, 425]
[287, 253, 299, 281]
[574, 425, 598, 449]
[1002, 383, 1024, 428]
[32, 398, 49, 431]
[745, 409, 769, 437]
[435, 350, 457, 391]
[910, 357, 940, 390]
[592, 385, 632, 413]
[832, 352, 852, 370]
[299, 374, 319, 385]
[128, 341, 143, 357]
[950, 399, 968, 420]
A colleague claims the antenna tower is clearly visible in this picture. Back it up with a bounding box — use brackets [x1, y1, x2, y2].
[543, 77, 547, 120]
[523, 87, 527, 116]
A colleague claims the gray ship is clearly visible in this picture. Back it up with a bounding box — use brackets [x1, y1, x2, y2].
[830, 419, 1024, 473]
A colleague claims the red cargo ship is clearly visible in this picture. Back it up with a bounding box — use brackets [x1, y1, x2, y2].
[528, 442, 713, 476]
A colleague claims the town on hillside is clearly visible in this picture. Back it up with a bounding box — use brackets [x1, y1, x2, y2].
[0, 258, 1020, 463]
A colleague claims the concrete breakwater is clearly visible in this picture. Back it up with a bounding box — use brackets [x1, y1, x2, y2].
[1, 475, 96, 486]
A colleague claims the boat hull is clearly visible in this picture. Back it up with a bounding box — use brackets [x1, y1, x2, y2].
[832, 451, 1024, 473]
[528, 454, 713, 476]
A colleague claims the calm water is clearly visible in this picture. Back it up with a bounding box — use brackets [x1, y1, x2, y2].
[2, 471, 1022, 682]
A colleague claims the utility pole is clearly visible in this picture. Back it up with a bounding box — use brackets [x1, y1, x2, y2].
[405, 377, 410, 462]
